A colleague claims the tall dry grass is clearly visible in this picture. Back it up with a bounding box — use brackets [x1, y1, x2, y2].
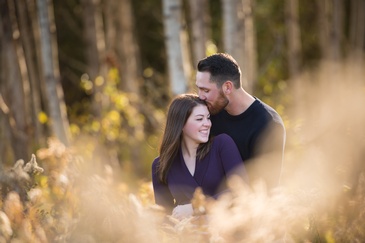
[0, 57, 364, 242]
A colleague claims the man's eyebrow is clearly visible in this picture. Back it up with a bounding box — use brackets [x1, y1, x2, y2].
[196, 85, 208, 89]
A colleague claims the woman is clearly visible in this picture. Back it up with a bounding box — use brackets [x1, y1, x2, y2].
[152, 94, 247, 219]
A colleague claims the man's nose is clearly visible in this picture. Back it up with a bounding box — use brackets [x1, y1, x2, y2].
[198, 92, 206, 100]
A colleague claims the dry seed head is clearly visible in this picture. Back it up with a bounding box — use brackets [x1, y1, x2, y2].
[3, 192, 24, 226]
[23, 154, 44, 175]
[0, 211, 12, 240]
[10, 160, 29, 181]
[191, 187, 207, 215]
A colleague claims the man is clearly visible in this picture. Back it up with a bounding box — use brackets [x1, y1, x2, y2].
[196, 53, 286, 190]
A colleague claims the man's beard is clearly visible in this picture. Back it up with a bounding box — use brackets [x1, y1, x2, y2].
[207, 91, 229, 115]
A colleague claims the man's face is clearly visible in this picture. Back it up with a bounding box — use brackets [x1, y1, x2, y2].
[196, 71, 228, 115]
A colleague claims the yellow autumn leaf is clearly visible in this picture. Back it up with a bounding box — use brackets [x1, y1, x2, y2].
[38, 111, 48, 124]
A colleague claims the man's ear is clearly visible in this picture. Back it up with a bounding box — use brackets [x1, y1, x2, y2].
[223, 81, 233, 94]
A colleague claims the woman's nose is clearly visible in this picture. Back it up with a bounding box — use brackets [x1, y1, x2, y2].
[204, 119, 211, 127]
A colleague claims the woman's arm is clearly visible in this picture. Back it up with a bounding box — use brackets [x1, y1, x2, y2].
[151, 158, 175, 212]
[218, 134, 248, 182]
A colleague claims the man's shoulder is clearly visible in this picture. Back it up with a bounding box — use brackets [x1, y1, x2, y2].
[254, 98, 284, 126]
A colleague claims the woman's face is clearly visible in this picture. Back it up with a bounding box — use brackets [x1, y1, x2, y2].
[182, 104, 211, 144]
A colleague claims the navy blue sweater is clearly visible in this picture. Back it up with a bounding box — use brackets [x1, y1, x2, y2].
[210, 98, 286, 188]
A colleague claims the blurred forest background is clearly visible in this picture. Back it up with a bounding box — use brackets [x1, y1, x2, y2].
[0, 0, 365, 242]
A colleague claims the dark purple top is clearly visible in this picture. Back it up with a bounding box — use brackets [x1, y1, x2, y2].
[152, 133, 247, 211]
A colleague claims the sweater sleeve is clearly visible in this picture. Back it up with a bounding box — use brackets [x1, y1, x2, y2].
[252, 121, 285, 189]
[151, 158, 175, 212]
[217, 134, 248, 182]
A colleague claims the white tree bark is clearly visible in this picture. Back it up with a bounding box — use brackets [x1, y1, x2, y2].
[0, 0, 29, 160]
[162, 0, 189, 95]
[317, 0, 343, 61]
[222, 0, 237, 55]
[105, 0, 117, 53]
[27, 0, 48, 122]
[330, 0, 343, 60]
[188, 0, 210, 64]
[285, 0, 302, 78]
[349, 0, 364, 59]
[81, 0, 108, 117]
[8, 0, 32, 125]
[117, 0, 140, 94]
[317, 0, 331, 59]
[81, 0, 101, 82]
[16, 0, 45, 144]
[242, 0, 257, 93]
[222, 0, 245, 88]
[37, 0, 70, 145]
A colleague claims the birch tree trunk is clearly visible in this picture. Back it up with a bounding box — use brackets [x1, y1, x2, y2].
[27, 0, 48, 123]
[221, 0, 246, 88]
[0, 17, 5, 163]
[81, 0, 103, 81]
[317, 0, 331, 59]
[317, 0, 343, 61]
[330, 0, 343, 61]
[285, 0, 302, 78]
[242, 0, 257, 93]
[349, 0, 365, 59]
[0, 93, 16, 163]
[180, 13, 193, 91]
[0, 0, 30, 160]
[222, 0, 237, 55]
[115, 0, 144, 174]
[117, 0, 141, 93]
[162, 0, 189, 95]
[104, 0, 117, 59]
[37, 0, 70, 145]
[188, 0, 210, 64]
[8, 0, 32, 123]
[0, 95, 8, 165]
[16, 0, 45, 145]
[81, 0, 107, 116]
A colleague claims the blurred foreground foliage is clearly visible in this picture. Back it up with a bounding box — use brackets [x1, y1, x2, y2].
[0, 141, 365, 242]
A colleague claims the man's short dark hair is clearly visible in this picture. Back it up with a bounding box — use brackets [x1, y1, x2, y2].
[197, 53, 241, 88]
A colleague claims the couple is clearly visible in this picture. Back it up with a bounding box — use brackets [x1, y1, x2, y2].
[152, 53, 286, 219]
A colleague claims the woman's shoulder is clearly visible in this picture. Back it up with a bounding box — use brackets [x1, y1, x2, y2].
[212, 133, 235, 145]
[152, 157, 160, 170]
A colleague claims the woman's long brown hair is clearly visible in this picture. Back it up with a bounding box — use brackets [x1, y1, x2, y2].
[157, 94, 213, 184]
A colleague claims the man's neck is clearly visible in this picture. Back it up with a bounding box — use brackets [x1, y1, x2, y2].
[225, 88, 255, 116]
